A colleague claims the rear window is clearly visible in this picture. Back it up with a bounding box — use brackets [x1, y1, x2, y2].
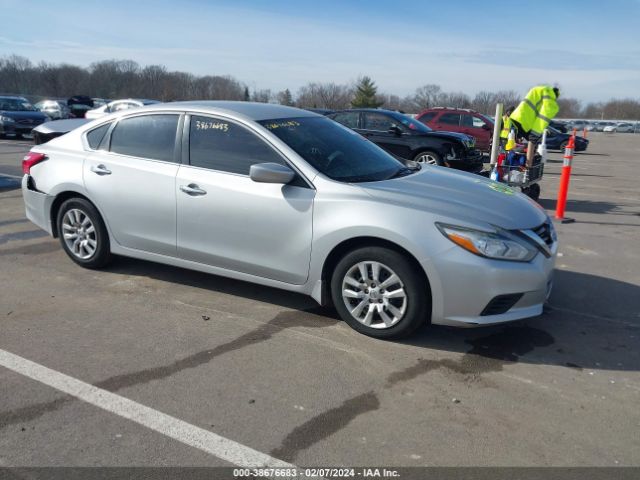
[109, 114, 179, 162]
[86, 123, 111, 150]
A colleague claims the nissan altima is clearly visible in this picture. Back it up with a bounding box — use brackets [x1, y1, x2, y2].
[22, 102, 556, 339]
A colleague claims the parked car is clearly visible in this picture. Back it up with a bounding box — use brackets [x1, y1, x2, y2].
[545, 126, 589, 152]
[549, 120, 567, 133]
[305, 108, 335, 116]
[604, 122, 636, 133]
[328, 108, 483, 172]
[67, 95, 95, 118]
[85, 98, 160, 119]
[92, 98, 110, 108]
[0, 96, 48, 138]
[416, 107, 493, 151]
[21, 102, 556, 339]
[32, 118, 90, 145]
[34, 100, 71, 120]
[593, 121, 614, 132]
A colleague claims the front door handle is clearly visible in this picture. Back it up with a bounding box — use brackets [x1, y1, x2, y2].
[180, 183, 207, 196]
[90, 164, 111, 175]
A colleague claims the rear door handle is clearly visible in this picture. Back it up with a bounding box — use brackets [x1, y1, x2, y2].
[90, 164, 111, 175]
[180, 183, 207, 196]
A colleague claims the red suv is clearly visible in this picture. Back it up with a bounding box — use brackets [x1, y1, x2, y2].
[416, 107, 494, 151]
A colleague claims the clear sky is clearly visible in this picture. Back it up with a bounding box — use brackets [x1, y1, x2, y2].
[1, 0, 638, 102]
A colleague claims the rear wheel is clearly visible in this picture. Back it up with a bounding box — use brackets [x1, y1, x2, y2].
[56, 197, 112, 269]
[330, 247, 429, 339]
[523, 183, 541, 201]
[413, 150, 444, 167]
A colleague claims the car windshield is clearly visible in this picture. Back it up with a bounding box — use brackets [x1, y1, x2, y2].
[393, 113, 432, 132]
[259, 116, 407, 183]
[0, 98, 37, 111]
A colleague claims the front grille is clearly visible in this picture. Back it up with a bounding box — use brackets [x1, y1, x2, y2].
[16, 118, 43, 126]
[480, 293, 524, 316]
[533, 221, 553, 247]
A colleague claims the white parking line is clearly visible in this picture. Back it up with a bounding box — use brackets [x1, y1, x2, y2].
[0, 348, 294, 468]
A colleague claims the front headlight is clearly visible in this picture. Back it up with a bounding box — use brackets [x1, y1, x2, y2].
[436, 223, 537, 262]
[0, 115, 16, 124]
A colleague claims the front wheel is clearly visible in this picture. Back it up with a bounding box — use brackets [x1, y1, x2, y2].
[330, 247, 429, 339]
[56, 197, 112, 269]
[413, 150, 444, 167]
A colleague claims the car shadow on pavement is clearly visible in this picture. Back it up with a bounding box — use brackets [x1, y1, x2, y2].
[538, 198, 632, 215]
[399, 269, 640, 373]
[104, 256, 323, 313]
[106, 257, 639, 373]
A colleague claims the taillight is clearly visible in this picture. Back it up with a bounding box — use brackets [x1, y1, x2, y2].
[22, 152, 47, 175]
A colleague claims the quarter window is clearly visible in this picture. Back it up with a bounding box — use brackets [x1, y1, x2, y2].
[86, 123, 111, 150]
[189, 115, 284, 175]
[109, 114, 179, 162]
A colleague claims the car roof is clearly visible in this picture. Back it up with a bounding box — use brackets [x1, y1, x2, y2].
[0, 95, 28, 100]
[139, 101, 320, 121]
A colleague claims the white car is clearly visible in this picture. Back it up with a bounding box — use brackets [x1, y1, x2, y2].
[85, 99, 160, 120]
[603, 123, 635, 133]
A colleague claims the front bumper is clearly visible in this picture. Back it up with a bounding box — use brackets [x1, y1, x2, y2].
[426, 241, 556, 327]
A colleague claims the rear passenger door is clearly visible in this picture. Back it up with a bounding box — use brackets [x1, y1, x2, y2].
[83, 113, 181, 256]
[433, 112, 462, 134]
[176, 114, 314, 285]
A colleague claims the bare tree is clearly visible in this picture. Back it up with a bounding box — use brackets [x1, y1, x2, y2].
[296, 82, 352, 109]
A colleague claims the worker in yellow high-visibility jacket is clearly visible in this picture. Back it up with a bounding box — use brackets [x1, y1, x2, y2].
[499, 105, 515, 144]
[510, 85, 560, 141]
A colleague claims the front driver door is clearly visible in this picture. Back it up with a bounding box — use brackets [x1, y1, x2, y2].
[360, 112, 411, 158]
[176, 114, 314, 285]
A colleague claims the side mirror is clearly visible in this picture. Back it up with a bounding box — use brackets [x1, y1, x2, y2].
[250, 162, 296, 184]
[481, 124, 491, 131]
[388, 124, 403, 135]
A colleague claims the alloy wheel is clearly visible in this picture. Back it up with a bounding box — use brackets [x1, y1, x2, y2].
[341, 261, 407, 329]
[62, 208, 97, 260]
[415, 153, 438, 165]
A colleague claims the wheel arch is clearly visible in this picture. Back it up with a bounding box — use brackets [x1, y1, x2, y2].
[320, 236, 432, 312]
[50, 190, 97, 238]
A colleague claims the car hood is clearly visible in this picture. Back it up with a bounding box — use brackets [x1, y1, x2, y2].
[359, 167, 547, 231]
[0, 110, 48, 121]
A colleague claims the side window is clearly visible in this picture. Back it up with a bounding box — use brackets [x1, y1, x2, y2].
[363, 113, 395, 131]
[472, 116, 487, 128]
[110, 114, 179, 162]
[330, 112, 359, 128]
[418, 112, 437, 123]
[189, 115, 285, 175]
[439, 113, 461, 126]
[86, 122, 111, 150]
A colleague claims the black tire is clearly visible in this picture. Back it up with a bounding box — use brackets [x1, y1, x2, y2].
[524, 183, 541, 201]
[413, 150, 445, 167]
[330, 247, 429, 339]
[559, 140, 568, 151]
[56, 197, 112, 269]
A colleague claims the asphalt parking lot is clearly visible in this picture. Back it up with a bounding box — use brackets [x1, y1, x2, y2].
[0, 133, 639, 469]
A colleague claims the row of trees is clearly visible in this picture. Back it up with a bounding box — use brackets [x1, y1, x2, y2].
[1, 54, 639, 119]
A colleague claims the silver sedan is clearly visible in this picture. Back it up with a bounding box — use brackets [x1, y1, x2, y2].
[21, 102, 556, 339]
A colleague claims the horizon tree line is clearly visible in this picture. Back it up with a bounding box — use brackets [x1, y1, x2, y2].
[1, 54, 639, 120]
